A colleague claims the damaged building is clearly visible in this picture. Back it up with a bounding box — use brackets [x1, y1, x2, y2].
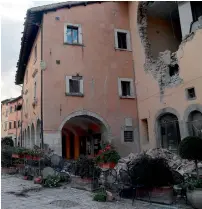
[129, 1, 202, 153]
[15, 1, 202, 157]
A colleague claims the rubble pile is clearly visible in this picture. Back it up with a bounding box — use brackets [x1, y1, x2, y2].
[115, 148, 202, 176]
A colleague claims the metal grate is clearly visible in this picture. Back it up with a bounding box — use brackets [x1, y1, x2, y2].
[124, 131, 133, 142]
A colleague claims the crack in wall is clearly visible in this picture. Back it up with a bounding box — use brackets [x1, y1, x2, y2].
[137, 2, 186, 101]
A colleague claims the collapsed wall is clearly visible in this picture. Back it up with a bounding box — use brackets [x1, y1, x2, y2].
[137, 2, 197, 101]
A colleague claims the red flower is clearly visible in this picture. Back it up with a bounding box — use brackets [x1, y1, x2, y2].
[98, 150, 103, 155]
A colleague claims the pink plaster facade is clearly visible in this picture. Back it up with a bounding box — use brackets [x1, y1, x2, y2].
[1, 97, 22, 145]
[22, 2, 139, 156]
[128, 2, 202, 151]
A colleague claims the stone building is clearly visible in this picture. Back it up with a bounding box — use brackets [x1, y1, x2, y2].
[1, 96, 22, 146]
[15, 1, 202, 158]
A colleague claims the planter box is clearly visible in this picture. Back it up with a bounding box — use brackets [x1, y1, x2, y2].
[12, 154, 19, 158]
[136, 186, 174, 205]
[71, 176, 99, 192]
[99, 163, 116, 169]
[1, 167, 17, 175]
[187, 189, 202, 209]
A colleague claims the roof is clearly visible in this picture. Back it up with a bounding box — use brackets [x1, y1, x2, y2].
[1, 96, 22, 104]
[15, 1, 103, 85]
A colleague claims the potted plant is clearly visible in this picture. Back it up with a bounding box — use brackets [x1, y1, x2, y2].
[129, 153, 174, 204]
[95, 144, 120, 169]
[179, 136, 202, 208]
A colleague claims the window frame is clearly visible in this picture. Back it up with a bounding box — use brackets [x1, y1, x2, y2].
[186, 87, 196, 100]
[114, 29, 131, 51]
[118, 78, 135, 99]
[9, 122, 12, 130]
[122, 126, 134, 142]
[64, 23, 82, 45]
[65, 76, 84, 97]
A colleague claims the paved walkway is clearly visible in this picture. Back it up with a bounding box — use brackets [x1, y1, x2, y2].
[1, 175, 192, 209]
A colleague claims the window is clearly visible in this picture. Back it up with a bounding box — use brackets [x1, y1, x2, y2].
[141, 119, 149, 142]
[114, 29, 131, 51]
[169, 64, 179, 77]
[34, 81, 37, 99]
[121, 81, 131, 96]
[5, 122, 7, 131]
[34, 44, 37, 61]
[10, 106, 12, 113]
[15, 105, 17, 111]
[186, 87, 196, 100]
[118, 78, 135, 98]
[9, 122, 12, 129]
[117, 32, 127, 49]
[18, 121, 20, 128]
[14, 121, 16, 129]
[66, 76, 84, 96]
[64, 23, 82, 45]
[124, 131, 133, 142]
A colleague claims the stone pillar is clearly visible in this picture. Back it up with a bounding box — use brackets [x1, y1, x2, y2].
[44, 131, 62, 156]
[66, 135, 70, 159]
[74, 135, 80, 159]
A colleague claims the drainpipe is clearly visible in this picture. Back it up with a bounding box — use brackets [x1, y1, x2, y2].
[17, 84, 23, 147]
[40, 17, 44, 149]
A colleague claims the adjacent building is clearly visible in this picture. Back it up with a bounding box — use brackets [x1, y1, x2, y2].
[1, 96, 22, 146]
[15, 1, 202, 158]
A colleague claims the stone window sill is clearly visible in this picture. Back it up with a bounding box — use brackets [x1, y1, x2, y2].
[64, 43, 84, 47]
[115, 47, 132, 52]
[65, 93, 84, 97]
[120, 96, 135, 99]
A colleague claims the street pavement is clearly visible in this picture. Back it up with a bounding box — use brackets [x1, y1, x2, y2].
[1, 174, 192, 209]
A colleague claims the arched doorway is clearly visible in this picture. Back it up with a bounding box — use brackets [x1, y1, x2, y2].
[158, 113, 181, 153]
[60, 112, 109, 160]
[31, 123, 35, 148]
[187, 111, 202, 138]
[36, 119, 41, 147]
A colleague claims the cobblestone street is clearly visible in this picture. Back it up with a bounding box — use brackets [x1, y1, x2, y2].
[1, 175, 192, 209]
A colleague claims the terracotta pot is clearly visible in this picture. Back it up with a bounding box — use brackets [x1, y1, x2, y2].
[187, 189, 202, 209]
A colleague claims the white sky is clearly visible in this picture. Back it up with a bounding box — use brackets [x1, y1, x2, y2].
[0, 0, 61, 101]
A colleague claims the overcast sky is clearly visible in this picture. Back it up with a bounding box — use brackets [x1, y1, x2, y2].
[1, 0, 60, 101]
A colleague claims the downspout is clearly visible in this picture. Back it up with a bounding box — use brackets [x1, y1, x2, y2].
[17, 84, 23, 147]
[40, 16, 44, 149]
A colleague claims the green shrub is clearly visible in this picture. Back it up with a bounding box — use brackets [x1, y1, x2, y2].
[179, 136, 202, 179]
[93, 190, 107, 202]
[44, 175, 60, 188]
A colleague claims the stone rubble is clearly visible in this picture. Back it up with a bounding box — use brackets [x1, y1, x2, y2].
[115, 148, 202, 176]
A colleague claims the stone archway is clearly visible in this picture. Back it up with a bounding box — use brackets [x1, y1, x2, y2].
[31, 123, 35, 148]
[155, 108, 181, 153]
[184, 104, 202, 137]
[59, 110, 110, 159]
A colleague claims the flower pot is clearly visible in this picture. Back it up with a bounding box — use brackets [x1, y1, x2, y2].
[12, 154, 19, 158]
[99, 162, 116, 169]
[187, 189, 202, 209]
